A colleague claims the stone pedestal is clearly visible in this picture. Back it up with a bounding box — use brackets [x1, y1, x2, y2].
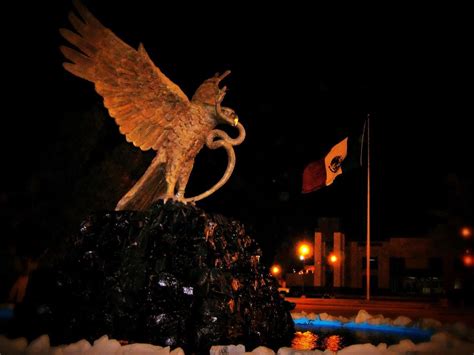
[11, 201, 294, 353]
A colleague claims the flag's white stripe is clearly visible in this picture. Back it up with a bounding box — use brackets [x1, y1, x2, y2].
[324, 137, 348, 186]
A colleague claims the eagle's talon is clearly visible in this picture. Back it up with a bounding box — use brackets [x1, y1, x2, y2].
[173, 192, 188, 204]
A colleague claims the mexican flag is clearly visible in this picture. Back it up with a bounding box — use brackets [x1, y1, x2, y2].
[302, 135, 361, 194]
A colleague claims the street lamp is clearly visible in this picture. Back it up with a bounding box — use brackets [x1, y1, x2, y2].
[297, 242, 312, 297]
[460, 226, 472, 239]
[298, 243, 311, 259]
[463, 250, 474, 267]
[326, 253, 338, 296]
[463, 254, 473, 267]
[271, 265, 281, 276]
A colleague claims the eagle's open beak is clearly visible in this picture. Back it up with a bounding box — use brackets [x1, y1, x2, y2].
[233, 118, 239, 127]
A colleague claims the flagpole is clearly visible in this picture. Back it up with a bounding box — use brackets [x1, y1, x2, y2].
[366, 114, 371, 301]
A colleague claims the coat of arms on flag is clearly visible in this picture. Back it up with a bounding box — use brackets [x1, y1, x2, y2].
[302, 133, 363, 194]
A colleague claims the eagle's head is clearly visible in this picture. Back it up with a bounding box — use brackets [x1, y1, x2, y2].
[192, 71, 238, 126]
[218, 106, 239, 127]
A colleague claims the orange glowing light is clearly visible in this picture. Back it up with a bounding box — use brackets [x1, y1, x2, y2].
[271, 265, 281, 275]
[323, 335, 343, 352]
[461, 226, 472, 239]
[329, 254, 338, 264]
[292, 331, 318, 350]
[463, 254, 474, 267]
[297, 242, 312, 258]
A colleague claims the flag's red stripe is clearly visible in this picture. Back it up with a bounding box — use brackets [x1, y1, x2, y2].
[302, 158, 326, 193]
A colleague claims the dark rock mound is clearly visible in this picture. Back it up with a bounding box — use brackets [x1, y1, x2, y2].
[11, 201, 294, 353]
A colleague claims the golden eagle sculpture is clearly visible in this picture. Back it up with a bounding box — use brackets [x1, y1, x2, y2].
[60, 0, 246, 211]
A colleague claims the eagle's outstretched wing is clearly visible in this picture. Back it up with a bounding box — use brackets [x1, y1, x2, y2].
[60, 0, 191, 151]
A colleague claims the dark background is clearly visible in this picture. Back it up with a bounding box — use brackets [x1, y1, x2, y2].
[1, 2, 472, 272]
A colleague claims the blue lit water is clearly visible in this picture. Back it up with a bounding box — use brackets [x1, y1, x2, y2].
[293, 318, 433, 350]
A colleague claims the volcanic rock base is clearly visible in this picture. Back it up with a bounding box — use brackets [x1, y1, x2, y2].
[12, 201, 294, 353]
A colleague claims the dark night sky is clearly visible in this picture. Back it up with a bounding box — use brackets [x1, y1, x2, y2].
[1, 1, 472, 264]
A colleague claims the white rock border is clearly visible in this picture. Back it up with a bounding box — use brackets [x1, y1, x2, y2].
[2, 310, 474, 354]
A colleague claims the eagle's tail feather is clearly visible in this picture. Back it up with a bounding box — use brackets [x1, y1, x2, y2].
[115, 154, 167, 211]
